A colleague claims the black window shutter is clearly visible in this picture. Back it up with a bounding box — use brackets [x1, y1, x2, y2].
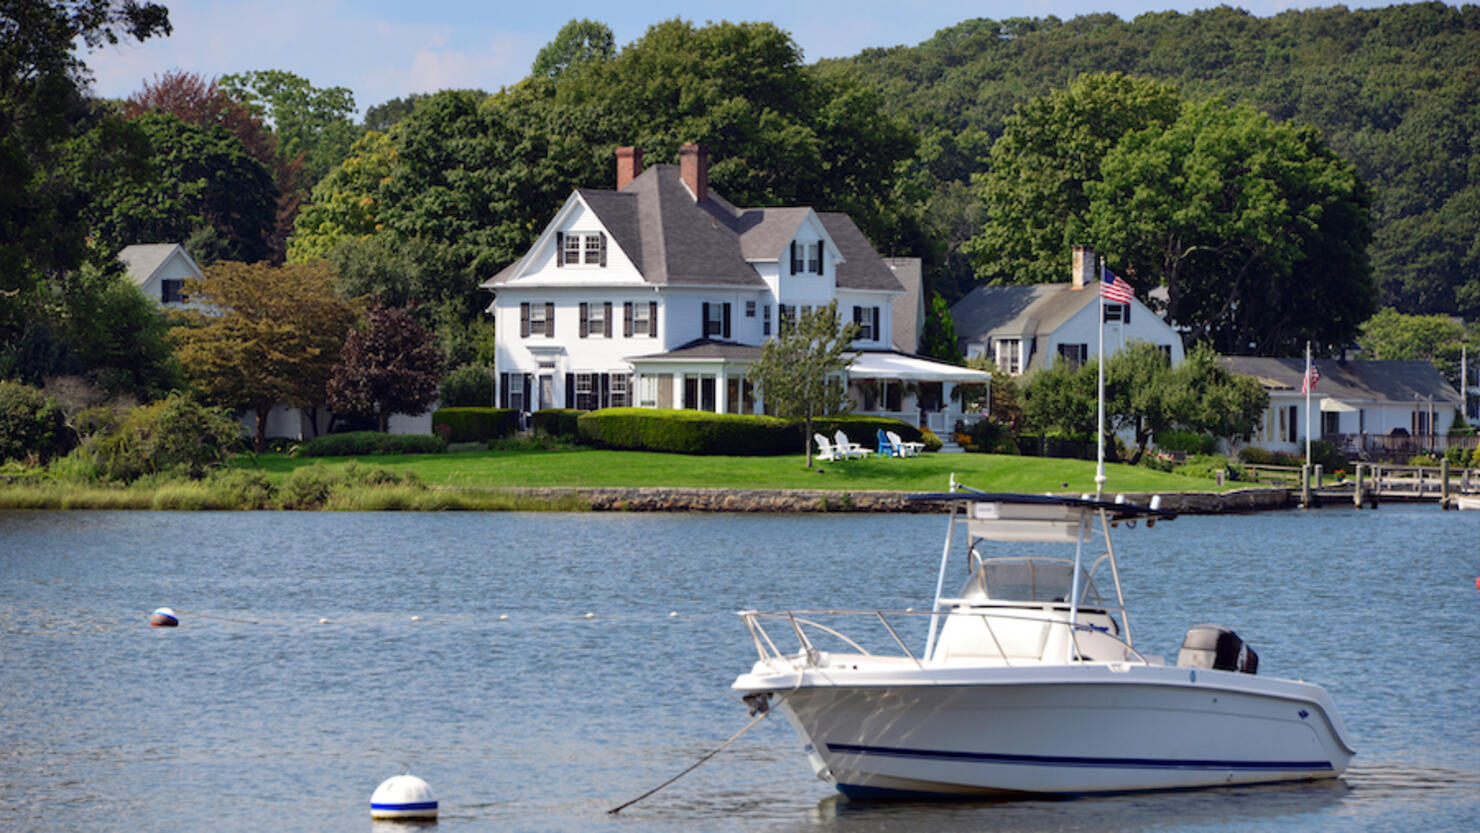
[1124, 303, 1131, 324]
[599, 232, 607, 267]
[723, 303, 731, 339]
[600, 373, 610, 408]
[544, 302, 554, 336]
[819, 244, 826, 274]
[499, 373, 509, 408]
[603, 302, 613, 337]
[565, 373, 574, 409]
[522, 375, 531, 410]
[579, 302, 589, 338]
[649, 301, 658, 338]
[790, 241, 799, 273]
[623, 302, 633, 337]
[556, 232, 564, 267]
[853, 305, 862, 324]
[520, 303, 530, 338]
[872, 307, 880, 341]
[702, 302, 710, 337]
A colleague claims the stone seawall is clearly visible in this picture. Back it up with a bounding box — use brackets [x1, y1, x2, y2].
[495, 486, 1296, 514]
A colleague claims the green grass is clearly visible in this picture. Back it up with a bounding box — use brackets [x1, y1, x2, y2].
[230, 448, 1235, 495]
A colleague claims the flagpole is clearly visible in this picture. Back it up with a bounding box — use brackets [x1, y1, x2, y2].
[1304, 340, 1312, 469]
[1095, 257, 1107, 498]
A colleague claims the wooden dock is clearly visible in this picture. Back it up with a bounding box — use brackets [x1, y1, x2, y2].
[1244, 461, 1480, 509]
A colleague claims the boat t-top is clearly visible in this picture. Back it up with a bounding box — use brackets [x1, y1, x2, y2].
[732, 481, 1354, 798]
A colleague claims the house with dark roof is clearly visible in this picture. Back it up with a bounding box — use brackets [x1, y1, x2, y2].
[950, 247, 1183, 374]
[482, 144, 987, 431]
[1223, 356, 1465, 455]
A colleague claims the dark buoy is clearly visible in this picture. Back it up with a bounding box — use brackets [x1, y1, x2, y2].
[149, 607, 179, 627]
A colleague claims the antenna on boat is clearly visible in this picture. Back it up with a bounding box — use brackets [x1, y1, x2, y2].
[1094, 253, 1108, 499]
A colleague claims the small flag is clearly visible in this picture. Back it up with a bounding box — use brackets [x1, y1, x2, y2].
[1100, 268, 1134, 304]
[1302, 363, 1320, 394]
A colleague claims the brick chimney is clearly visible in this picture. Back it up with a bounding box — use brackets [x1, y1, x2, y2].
[1071, 245, 1097, 290]
[679, 142, 708, 202]
[615, 146, 642, 190]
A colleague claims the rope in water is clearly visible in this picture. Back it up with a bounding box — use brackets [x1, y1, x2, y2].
[606, 709, 769, 815]
[172, 609, 266, 625]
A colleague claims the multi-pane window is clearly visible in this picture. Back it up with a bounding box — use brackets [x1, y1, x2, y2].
[1057, 343, 1088, 369]
[505, 373, 525, 411]
[575, 373, 596, 410]
[779, 304, 796, 333]
[1103, 302, 1130, 323]
[558, 232, 606, 267]
[563, 234, 582, 265]
[529, 304, 548, 335]
[996, 338, 1021, 374]
[807, 242, 821, 273]
[762, 304, 771, 336]
[745, 300, 756, 318]
[161, 279, 183, 304]
[853, 305, 880, 341]
[610, 374, 630, 407]
[633, 303, 651, 335]
[584, 234, 602, 264]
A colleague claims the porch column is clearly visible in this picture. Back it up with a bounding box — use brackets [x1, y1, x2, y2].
[716, 364, 729, 414]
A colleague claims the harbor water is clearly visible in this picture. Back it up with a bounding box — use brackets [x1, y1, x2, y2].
[1, 506, 1476, 832]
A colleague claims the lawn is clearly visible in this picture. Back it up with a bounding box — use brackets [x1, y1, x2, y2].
[234, 447, 1233, 495]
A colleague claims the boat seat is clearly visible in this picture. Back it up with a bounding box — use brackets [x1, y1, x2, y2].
[934, 610, 1050, 661]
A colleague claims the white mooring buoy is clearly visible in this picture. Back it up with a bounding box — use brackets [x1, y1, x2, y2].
[371, 773, 438, 820]
[149, 607, 179, 627]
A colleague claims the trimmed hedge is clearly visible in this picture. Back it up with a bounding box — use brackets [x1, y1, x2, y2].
[576, 408, 926, 456]
[297, 431, 447, 457]
[432, 407, 519, 443]
[531, 408, 582, 437]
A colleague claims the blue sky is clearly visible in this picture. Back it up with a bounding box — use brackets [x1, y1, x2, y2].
[84, 1, 1425, 115]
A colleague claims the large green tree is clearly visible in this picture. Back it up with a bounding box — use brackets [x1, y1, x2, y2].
[1357, 307, 1479, 388]
[169, 261, 360, 451]
[746, 301, 860, 467]
[531, 18, 614, 79]
[1088, 98, 1374, 355]
[220, 69, 359, 184]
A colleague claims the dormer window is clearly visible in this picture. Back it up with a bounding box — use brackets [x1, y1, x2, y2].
[789, 241, 825, 275]
[557, 231, 607, 267]
[807, 243, 821, 273]
[161, 279, 184, 304]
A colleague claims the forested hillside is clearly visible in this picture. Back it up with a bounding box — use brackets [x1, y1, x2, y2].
[821, 2, 1480, 317]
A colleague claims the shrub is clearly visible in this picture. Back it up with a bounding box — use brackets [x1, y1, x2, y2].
[1154, 430, 1219, 456]
[0, 381, 70, 464]
[440, 364, 496, 407]
[1406, 453, 1440, 467]
[86, 393, 239, 481]
[961, 417, 1018, 454]
[578, 408, 798, 455]
[277, 461, 420, 509]
[1173, 454, 1241, 482]
[531, 408, 582, 438]
[918, 426, 944, 452]
[432, 408, 518, 443]
[296, 431, 447, 457]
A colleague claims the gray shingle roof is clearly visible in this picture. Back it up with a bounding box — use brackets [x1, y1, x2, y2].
[1222, 357, 1462, 405]
[484, 164, 901, 293]
[627, 338, 764, 361]
[118, 243, 188, 286]
[950, 282, 1099, 343]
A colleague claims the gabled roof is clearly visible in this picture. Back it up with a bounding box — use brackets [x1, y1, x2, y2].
[483, 164, 901, 293]
[950, 282, 1101, 342]
[118, 243, 197, 286]
[1222, 357, 1462, 405]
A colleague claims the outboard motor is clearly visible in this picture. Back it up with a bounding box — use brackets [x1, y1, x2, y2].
[1177, 624, 1258, 674]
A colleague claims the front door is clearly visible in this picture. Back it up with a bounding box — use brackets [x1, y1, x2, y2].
[539, 374, 555, 411]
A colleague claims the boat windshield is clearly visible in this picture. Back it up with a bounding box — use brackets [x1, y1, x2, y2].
[955, 556, 1105, 605]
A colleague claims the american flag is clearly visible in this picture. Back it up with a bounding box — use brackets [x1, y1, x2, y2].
[1302, 363, 1320, 394]
[1100, 268, 1134, 304]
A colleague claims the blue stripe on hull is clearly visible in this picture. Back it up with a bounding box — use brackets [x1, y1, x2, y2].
[825, 742, 1334, 772]
[371, 801, 439, 810]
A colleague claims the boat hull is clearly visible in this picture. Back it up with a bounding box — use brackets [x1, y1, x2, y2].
[741, 664, 1354, 797]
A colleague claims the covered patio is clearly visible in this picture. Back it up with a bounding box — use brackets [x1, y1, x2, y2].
[846, 351, 991, 435]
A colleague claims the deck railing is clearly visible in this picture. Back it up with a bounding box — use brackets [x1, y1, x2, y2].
[739, 607, 1147, 671]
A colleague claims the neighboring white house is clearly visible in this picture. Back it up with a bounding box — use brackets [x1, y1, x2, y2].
[119, 243, 201, 308]
[950, 246, 1184, 374]
[1224, 356, 1465, 456]
[482, 144, 988, 434]
[119, 242, 430, 439]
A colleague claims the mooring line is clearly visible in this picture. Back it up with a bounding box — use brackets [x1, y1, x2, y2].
[606, 709, 769, 814]
[172, 609, 265, 626]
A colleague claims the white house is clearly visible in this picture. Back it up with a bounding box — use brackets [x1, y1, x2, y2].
[1224, 356, 1465, 456]
[119, 243, 201, 308]
[482, 144, 988, 434]
[950, 246, 1185, 374]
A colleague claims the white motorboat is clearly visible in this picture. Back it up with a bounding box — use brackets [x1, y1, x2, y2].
[732, 485, 1354, 798]
[1452, 494, 1480, 510]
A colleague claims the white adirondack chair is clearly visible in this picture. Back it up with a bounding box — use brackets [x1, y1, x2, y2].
[814, 433, 840, 462]
[888, 430, 925, 457]
[834, 430, 867, 459]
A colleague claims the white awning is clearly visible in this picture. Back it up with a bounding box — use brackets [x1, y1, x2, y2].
[847, 352, 991, 383]
[1320, 397, 1358, 413]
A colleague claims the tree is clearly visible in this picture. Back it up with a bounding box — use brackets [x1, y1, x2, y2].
[169, 261, 360, 451]
[1357, 307, 1479, 388]
[286, 130, 397, 262]
[220, 69, 359, 183]
[918, 293, 962, 363]
[1088, 98, 1375, 355]
[966, 73, 1183, 286]
[746, 301, 860, 467]
[531, 18, 615, 78]
[1, 0, 171, 342]
[327, 300, 444, 433]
